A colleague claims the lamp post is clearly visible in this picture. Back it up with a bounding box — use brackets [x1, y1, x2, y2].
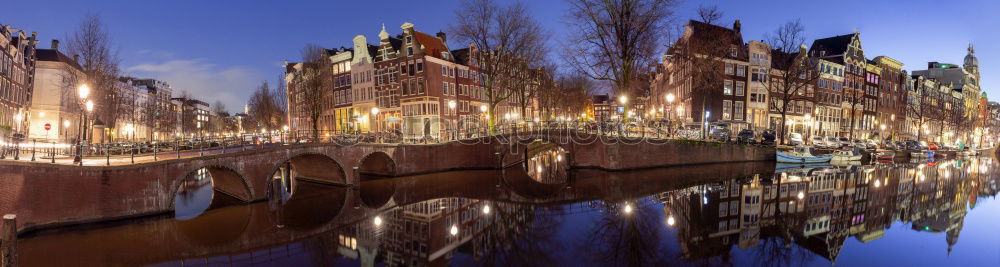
[74, 84, 90, 164]
[666, 93, 675, 135]
[370, 107, 380, 134]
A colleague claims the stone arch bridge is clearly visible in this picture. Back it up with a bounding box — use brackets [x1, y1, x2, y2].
[0, 130, 774, 232]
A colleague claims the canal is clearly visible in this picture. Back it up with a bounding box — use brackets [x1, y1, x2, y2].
[16, 149, 1000, 266]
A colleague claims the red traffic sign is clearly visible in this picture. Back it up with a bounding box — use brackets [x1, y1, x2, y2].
[44, 123, 51, 131]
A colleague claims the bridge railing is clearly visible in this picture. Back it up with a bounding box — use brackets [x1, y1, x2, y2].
[0, 121, 766, 166]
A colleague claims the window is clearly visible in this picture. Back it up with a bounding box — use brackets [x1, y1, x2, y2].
[724, 80, 733, 95]
[723, 100, 732, 120]
[407, 47, 413, 56]
[442, 65, 447, 76]
[736, 81, 745, 96]
[736, 65, 746, 77]
[443, 82, 449, 95]
[725, 63, 734, 75]
[734, 101, 744, 120]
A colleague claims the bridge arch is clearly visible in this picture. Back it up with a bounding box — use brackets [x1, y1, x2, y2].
[274, 152, 349, 186]
[170, 164, 254, 208]
[358, 151, 396, 178]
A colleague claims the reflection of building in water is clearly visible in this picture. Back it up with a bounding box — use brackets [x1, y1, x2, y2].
[333, 198, 533, 266]
[662, 159, 998, 264]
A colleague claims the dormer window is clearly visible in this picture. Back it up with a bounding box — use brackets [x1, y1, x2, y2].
[406, 36, 412, 44]
[407, 47, 413, 56]
[729, 47, 737, 58]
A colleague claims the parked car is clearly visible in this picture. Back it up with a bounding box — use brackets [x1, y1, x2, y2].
[737, 129, 756, 144]
[810, 136, 827, 148]
[708, 123, 731, 141]
[882, 140, 898, 150]
[865, 139, 879, 150]
[825, 137, 839, 148]
[918, 141, 931, 150]
[851, 139, 866, 149]
[788, 133, 804, 146]
[904, 140, 921, 150]
[894, 141, 906, 150]
[838, 137, 851, 147]
[760, 130, 776, 146]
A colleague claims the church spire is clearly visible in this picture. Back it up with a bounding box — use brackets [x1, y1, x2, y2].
[378, 23, 389, 40]
[964, 42, 979, 76]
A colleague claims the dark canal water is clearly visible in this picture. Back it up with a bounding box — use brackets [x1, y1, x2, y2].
[17, 149, 1000, 266]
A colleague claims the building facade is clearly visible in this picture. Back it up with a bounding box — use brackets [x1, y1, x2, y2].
[0, 24, 37, 138]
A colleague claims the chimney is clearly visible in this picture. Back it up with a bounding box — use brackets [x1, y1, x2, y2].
[51, 39, 59, 50]
[73, 54, 79, 63]
[733, 20, 741, 33]
[437, 31, 447, 43]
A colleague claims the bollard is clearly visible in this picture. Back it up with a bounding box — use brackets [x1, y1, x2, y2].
[153, 142, 157, 161]
[1, 214, 15, 267]
[31, 139, 35, 161]
[176, 140, 181, 159]
[130, 143, 134, 164]
[51, 142, 55, 164]
[106, 144, 110, 166]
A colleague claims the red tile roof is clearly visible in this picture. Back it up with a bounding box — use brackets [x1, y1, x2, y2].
[413, 31, 449, 60]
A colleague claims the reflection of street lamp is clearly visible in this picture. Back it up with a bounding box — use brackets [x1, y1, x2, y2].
[448, 100, 457, 140]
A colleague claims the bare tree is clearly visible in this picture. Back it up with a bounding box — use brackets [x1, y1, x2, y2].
[451, 0, 546, 134]
[66, 13, 121, 141]
[762, 19, 819, 145]
[248, 80, 286, 132]
[669, 19, 732, 138]
[697, 5, 723, 24]
[290, 44, 331, 140]
[565, 0, 677, 122]
[906, 79, 938, 142]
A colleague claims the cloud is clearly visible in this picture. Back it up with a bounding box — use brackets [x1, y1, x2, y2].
[127, 58, 263, 114]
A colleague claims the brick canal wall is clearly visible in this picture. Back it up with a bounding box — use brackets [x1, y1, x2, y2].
[0, 137, 774, 232]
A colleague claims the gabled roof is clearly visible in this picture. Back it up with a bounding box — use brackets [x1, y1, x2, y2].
[35, 49, 82, 70]
[809, 33, 853, 59]
[769, 49, 799, 70]
[689, 20, 744, 44]
[388, 35, 402, 51]
[366, 44, 379, 60]
[414, 31, 449, 60]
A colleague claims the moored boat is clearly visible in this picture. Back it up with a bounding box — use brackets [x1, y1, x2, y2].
[910, 150, 934, 158]
[874, 151, 895, 160]
[777, 146, 833, 163]
[831, 149, 862, 162]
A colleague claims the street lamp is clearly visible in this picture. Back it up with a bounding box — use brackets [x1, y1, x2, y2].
[74, 84, 90, 163]
[370, 107, 380, 133]
[619, 95, 628, 105]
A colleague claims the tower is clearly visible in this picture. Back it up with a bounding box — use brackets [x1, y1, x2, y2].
[964, 43, 979, 81]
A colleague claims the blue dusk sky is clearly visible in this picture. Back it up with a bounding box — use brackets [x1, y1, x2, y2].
[2, 0, 998, 112]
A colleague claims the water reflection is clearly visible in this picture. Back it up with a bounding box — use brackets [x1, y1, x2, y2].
[17, 155, 1000, 266]
[173, 168, 213, 220]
